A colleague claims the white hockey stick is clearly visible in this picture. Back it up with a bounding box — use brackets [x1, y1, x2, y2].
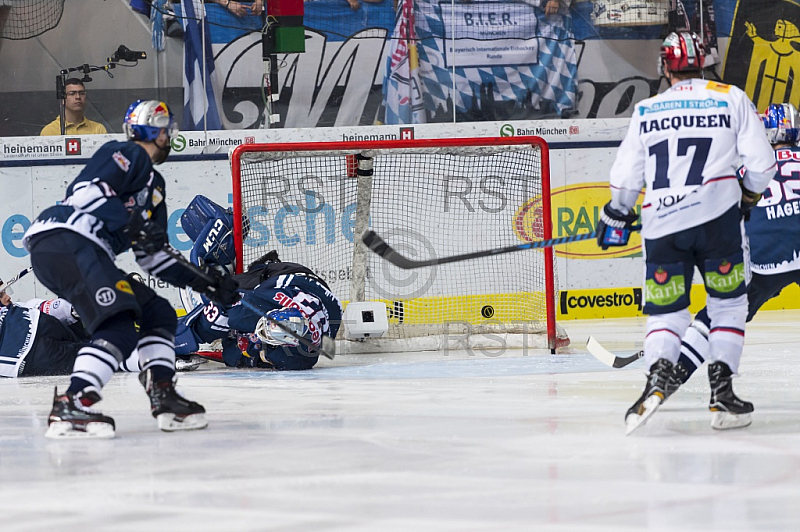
[586, 336, 643, 368]
[0, 266, 33, 293]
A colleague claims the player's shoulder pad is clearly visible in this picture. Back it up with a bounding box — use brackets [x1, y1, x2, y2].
[703, 80, 732, 94]
[117, 140, 153, 171]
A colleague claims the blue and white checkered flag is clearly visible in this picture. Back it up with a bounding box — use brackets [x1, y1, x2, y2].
[383, 0, 426, 125]
[180, 0, 223, 131]
[414, 0, 577, 119]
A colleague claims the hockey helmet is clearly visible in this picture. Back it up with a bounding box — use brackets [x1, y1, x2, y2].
[123, 100, 178, 142]
[255, 307, 310, 347]
[659, 32, 706, 76]
[763, 103, 800, 145]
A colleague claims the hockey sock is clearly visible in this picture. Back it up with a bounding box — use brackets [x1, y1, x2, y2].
[119, 350, 142, 372]
[67, 342, 121, 394]
[679, 322, 708, 377]
[707, 294, 747, 373]
[643, 310, 690, 367]
[137, 332, 176, 382]
[66, 377, 95, 396]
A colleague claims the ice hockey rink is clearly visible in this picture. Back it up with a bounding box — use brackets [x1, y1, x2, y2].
[3, 312, 800, 532]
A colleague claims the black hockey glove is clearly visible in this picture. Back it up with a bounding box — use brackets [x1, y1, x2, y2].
[189, 267, 241, 307]
[739, 181, 762, 222]
[126, 211, 168, 254]
[596, 202, 639, 250]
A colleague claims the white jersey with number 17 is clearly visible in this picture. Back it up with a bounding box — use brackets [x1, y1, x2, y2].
[609, 78, 776, 240]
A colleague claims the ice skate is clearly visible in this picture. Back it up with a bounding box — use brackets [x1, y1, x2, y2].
[45, 387, 115, 439]
[708, 361, 753, 430]
[139, 369, 207, 432]
[625, 359, 688, 435]
[175, 355, 208, 372]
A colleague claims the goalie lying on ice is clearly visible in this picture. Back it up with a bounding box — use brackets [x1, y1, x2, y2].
[176, 252, 342, 371]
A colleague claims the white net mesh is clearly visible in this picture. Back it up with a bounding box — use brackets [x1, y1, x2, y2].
[232, 138, 566, 350]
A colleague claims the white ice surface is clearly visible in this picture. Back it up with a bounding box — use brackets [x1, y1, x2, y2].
[3, 311, 800, 531]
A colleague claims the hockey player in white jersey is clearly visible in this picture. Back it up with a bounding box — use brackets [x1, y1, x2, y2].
[596, 32, 777, 433]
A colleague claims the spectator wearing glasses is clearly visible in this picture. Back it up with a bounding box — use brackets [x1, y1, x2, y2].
[40, 79, 108, 136]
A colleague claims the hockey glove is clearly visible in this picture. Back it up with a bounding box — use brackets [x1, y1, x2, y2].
[739, 181, 762, 222]
[126, 211, 168, 254]
[188, 267, 241, 307]
[596, 202, 639, 250]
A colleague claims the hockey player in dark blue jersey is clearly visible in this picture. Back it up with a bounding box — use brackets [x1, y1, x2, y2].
[664, 103, 800, 427]
[175, 252, 342, 371]
[23, 100, 240, 439]
[0, 291, 88, 378]
[0, 276, 179, 379]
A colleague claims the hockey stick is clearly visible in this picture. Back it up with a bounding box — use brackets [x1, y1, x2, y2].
[586, 336, 643, 368]
[362, 226, 642, 270]
[159, 246, 336, 360]
[0, 266, 33, 293]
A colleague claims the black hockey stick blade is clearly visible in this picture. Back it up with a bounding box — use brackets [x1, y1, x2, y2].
[362, 226, 642, 270]
[586, 336, 643, 368]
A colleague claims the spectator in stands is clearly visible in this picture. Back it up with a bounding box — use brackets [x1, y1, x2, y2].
[544, 0, 571, 15]
[40, 79, 107, 136]
[210, 0, 264, 17]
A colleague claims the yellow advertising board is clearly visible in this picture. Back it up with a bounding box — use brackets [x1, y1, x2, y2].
[514, 182, 644, 259]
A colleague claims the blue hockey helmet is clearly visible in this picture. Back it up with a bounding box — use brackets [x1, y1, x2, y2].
[123, 100, 178, 142]
[763, 103, 800, 145]
[255, 307, 310, 347]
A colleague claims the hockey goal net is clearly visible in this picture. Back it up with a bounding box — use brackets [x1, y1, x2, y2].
[230, 136, 569, 351]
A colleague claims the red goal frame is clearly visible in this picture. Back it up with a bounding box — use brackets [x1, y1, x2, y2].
[230, 136, 560, 350]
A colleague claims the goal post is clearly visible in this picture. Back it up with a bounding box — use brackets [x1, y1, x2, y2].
[230, 136, 569, 351]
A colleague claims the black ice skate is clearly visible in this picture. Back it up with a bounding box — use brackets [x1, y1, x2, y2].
[45, 387, 115, 439]
[708, 361, 753, 430]
[625, 359, 688, 435]
[139, 369, 208, 432]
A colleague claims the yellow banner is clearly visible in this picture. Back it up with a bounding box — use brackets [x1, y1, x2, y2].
[514, 182, 644, 259]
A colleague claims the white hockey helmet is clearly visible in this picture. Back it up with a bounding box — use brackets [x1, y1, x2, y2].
[255, 307, 310, 347]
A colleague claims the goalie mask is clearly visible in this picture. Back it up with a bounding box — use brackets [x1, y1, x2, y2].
[763, 103, 800, 145]
[255, 308, 310, 347]
[123, 100, 178, 142]
[659, 32, 705, 76]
